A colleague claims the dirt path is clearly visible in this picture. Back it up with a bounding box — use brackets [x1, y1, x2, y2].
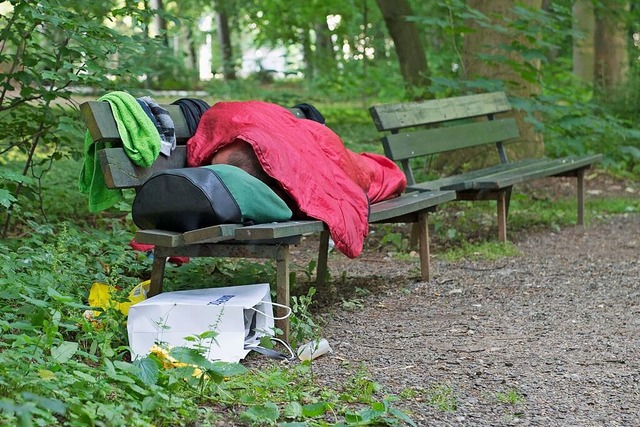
[292, 211, 640, 426]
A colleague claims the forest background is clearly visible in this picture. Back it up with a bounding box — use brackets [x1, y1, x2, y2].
[0, 0, 639, 425]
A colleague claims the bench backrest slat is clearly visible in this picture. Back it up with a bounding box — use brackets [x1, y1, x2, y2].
[81, 100, 307, 190]
[98, 146, 188, 189]
[81, 101, 193, 143]
[369, 91, 512, 131]
[382, 118, 520, 161]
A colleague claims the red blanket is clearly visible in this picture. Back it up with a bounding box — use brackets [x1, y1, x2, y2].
[187, 101, 406, 258]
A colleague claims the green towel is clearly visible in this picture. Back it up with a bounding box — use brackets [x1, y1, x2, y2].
[78, 91, 161, 212]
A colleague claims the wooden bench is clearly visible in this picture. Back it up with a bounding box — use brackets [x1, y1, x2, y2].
[80, 100, 456, 338]
[369, 91, 603, 242]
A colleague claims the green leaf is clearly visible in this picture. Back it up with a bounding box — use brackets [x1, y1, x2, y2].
[167, 346, 246, 380]
[301, 402, 329, 417]
[620, 145, 640, 160]
[168, 346, 211, 367]
[388, 407, 417, 427]
[283, 401, 303, 418]
[0, 189, 17, 209]
[197, 330, 219, 340]
[133, 357, 160, 386]
[343, 412, 363, 423]
[240, 402, 279, 424]
[73, 370, 97, 383]
[21, 392, 66, 416]
[0, 170, 34, 184]
[355, 408, 383, 422]
[51, 341, 78, 363]
[208, 361, 247, 378]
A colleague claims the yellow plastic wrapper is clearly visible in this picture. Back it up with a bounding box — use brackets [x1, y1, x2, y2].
[87, 280, 150, 317]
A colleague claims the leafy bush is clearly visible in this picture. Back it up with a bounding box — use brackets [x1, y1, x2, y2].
[0, 1, 172, 235]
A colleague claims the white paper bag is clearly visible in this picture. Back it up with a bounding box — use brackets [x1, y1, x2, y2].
[127, 283, 275, 363]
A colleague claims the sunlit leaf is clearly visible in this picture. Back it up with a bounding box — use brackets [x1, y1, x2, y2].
[51, 341, 78, 363]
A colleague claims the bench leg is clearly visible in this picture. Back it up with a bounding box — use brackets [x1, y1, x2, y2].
[577, 168, 585, 226]
[149, 249, 168, 297]
[275, 245, 291, 341]
[316, 230, 331, 287]
[497, 191, 508, 242]
[417, 211, 431, 282]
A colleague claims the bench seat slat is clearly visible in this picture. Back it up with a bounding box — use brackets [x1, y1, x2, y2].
[407, 158, 548, 192]
[233, 220, 326, 240]
[182, 224, 240, 244]
[134, 229, 186, 247]
[460, 154, 603, 190]
[382, 118, 520, 160]
[369, 191, 456, 223]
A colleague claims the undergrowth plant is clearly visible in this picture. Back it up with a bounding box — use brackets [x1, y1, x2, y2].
[0, 219, 418, 426]
[495, 388, 525, 405]
[427, 384, 458, 412]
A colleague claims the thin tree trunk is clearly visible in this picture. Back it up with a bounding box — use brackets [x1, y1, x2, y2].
[572, 0, 595, 84]
[302, 30, 315, 81]
[187, 27, 198, 70]
[314, 21, 334, 76]
[150, 0, 168, 46]
[216, 10, 236, 80]
[375, 0, 429, 97]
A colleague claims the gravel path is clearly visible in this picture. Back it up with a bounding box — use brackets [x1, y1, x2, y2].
[297, 212, 640, 426]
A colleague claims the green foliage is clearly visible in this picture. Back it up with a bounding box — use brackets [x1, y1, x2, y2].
[495, 388, 525, 405]
[427, 383, 458, 412]
[410, 1, 640, 175]
[589, 196, 640, 216]
[377, 225, 409, 253]
[0, 216, 418, 425]
[288, 287, 321, 350]
[442, 241, 521, 262]
[0, 1, 164, 234]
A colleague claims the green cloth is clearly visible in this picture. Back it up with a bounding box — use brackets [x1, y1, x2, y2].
[205, 164, 292, 223]
[79, 91, 161, 212]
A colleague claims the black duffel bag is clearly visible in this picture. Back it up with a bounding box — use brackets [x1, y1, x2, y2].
[132, 164, 292, 232]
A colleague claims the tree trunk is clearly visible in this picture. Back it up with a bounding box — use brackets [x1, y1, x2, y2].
[216, 9, 236, 80]
[572, 0, 595, 84]
[314, 21, 335, 76]
[150, 0, 168, 46]
[186, 27, 198, 70]
[375, 0, 429, 97]
[594, 2, 629, 93]
[301, 29, 315, 81]
[460, 0, 544, 165]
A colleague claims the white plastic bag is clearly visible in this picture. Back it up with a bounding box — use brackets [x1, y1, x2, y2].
[127, 283, 286, 363]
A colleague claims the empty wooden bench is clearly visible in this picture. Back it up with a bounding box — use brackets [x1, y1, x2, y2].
[80, 100, 456, 338]
[369, 91, 602, 242]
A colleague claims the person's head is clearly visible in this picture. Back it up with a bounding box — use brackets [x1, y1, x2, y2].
[210, 139, 298, 215]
